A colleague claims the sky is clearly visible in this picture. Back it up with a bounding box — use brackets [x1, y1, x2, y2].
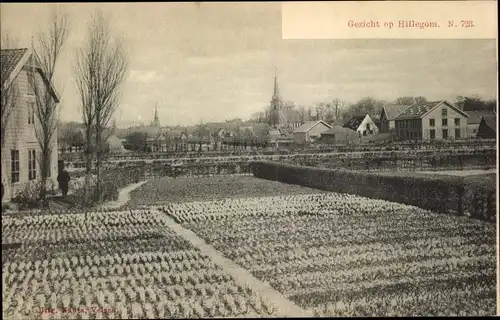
[1, 3, 497, 128]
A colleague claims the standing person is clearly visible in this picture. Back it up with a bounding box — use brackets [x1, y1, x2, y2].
[57, 168, 71, 197]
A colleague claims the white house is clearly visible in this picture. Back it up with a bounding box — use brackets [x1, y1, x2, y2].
[343, 115, 379, 137]
[293, 120, 332, 143]
[1, 48, 59, 202]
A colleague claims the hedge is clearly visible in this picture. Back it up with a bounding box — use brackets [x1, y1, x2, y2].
[250, 160, 496, 223]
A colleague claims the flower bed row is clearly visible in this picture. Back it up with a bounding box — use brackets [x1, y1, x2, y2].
[250, 161, 496, 222]
[173, 193, 495, 316]
[2, 209, 278, 319]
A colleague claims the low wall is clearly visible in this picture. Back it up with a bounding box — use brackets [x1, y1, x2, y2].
[250, 160, 496, 223]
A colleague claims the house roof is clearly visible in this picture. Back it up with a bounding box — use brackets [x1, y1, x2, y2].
[343, 115, 367, 130]
[466, 110, 496, 125]
[328, 119, 344, 127]
[481, 115, 497, 132]
[1, 48, 28, 85]
[1, 48, 60, 102]
[322, 126, 358, 136]
[294, 120, 331, 133]
[382, 104, 410, 120]
[395, 100, 468, 120]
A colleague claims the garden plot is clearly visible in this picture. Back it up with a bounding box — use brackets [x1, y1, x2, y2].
[127, 175, 326, 207]
[2, 210, 278, 319]
[160, 193, 496, 317]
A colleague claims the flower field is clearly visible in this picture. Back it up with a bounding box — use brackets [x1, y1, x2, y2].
[127, 175, 326, 207]
[2, 210, 278, 319]
[161, 193, 496, 317]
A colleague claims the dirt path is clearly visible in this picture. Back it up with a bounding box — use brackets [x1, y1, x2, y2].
[99, 180, 149, 210]
[153, 209, 312, 318]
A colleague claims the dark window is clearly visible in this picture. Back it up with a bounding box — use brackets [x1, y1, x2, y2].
[441, 108, 447, 117]
[28, 102, 35, 124]
[430, 129, 435, 140]
[455, 128, 461, 139]
[442, 118, 448, 126]
[442, 129, 448, 139]
[454, 118, 460, 126]
[28, 149, 36, 180]
[429, 119, 435, 127]
[11, 150, 20, 183]
[27, 71, 35, 95]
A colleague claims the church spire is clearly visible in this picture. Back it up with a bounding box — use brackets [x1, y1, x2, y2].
[273, 66, 279, 97]
[154, 104, 159, 122]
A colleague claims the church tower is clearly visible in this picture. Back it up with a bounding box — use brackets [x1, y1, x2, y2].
[152, 104, 160, 129]
[270, 67, 282, 129]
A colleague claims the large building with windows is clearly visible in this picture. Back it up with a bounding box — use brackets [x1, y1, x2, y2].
[394, 100, 469, 141]
[1, 48, 59, 201]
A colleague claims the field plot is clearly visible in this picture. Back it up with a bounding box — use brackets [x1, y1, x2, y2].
[127, 175, 326, 207]
[161, 193, 496, 317]
[2, 210, 278, 319]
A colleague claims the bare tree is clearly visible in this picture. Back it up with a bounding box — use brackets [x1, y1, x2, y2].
[74, 9, 128, 203]
[297, 106, 308, 123]
[1, 33, 20, 149]
[330, 99, 347, 121]
[29, 8, 69, 200]
[1, 32, 19, 49]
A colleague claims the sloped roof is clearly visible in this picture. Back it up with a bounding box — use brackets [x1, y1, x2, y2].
[343, 115, 367, 130]
[395, 101, 442, 119]
[322, 126, 358, 136]
[481, 115, 497, 132]
[395, 100, 467, 120]
[328, 119, 344, 127]
[1, 48, 28, 84]
[466, 110, 496, 125]
[294, 120, 331, 133]
[382, 103, 410, 120]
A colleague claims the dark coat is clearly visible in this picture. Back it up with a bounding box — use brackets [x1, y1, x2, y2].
[57, 171, 71, 188]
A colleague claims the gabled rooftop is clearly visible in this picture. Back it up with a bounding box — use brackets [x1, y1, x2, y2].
[294, 120, 331, 133]
[394, 100, 468, 120]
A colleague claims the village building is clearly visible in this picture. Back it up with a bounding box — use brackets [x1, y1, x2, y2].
[465, 110, 496, 138]
[476, 115, 497, 139]
[1, 48, 59, 201]
[343, 115, 379, 137]
[379, 103, 410, 133]
[394, 100, 468, 141]
[293, 120, 332, 143]
[320, 126, 361, 145]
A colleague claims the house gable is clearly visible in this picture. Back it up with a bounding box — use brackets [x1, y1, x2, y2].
[420, 100, 468, 120]
[2, 48, 60, 103]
